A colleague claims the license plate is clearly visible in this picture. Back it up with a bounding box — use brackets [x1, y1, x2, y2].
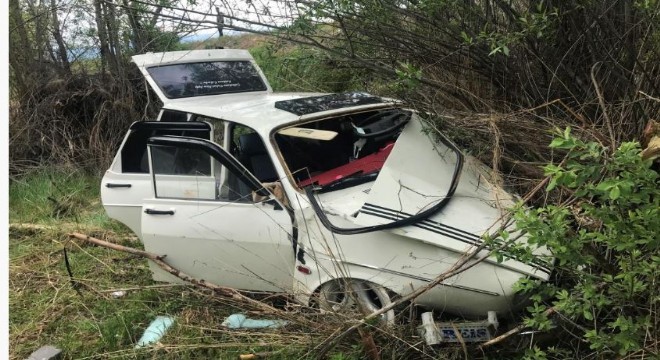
[436, 322, 493, 342]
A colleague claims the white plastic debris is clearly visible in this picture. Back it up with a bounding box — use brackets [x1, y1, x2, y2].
[110, 291, 126, 298]
[420, 312, 441, 345]
[221, 313, 288, 329]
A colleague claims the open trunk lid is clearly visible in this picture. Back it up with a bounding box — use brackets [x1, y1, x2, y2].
[132, 49, 272, 104]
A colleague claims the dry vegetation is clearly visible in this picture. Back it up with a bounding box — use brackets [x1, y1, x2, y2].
[8, 220, 459, 359]
[8, 0, 660, 358]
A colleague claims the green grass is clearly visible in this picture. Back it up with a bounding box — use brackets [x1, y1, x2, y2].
[9, 168, 110, 227]
[9, 168, 456, 360]
[8, 168, 368, 360]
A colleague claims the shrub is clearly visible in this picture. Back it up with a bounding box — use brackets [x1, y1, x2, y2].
[492, 128, 659, 358]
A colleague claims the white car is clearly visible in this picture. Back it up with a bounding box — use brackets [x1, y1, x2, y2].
[101, 50, 551, 326]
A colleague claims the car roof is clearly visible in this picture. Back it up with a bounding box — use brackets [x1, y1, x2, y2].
[162, 92, 400, 133]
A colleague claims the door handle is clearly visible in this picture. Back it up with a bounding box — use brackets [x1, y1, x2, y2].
[106, 183, 132, 188]
[144, 208, 175, 215]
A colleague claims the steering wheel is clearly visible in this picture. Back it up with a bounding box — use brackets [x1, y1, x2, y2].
[353, 110, 409, 139]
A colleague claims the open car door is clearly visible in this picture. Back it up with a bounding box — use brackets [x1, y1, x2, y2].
[140, 136, 295, 292]
[132, 49, 272, 105]
[101, 121, 213, 238]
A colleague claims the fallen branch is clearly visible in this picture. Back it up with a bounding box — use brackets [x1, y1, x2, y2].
[68, 232, 300, 322]
[11, 223, 138, 241]
[311, 156, 558, 357]
[312, 240, 492, 357]
[100, 284, 185, 293]
[478, 307, 556, 350]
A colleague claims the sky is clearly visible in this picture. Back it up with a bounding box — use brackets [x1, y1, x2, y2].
[58, 0, 297, 50]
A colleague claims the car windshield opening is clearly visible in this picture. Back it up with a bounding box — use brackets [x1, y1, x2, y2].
[275, 109, 411, 191]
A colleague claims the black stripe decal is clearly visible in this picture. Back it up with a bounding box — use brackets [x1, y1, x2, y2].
[363, 203, 482, 242]
[360, 204, 552, 274]
[360, 209, 478, 246]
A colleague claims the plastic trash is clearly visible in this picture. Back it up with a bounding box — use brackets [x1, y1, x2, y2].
[110, 290, 126, 298]
[135, 316, 175, 348]
[221, 313, 288, 329]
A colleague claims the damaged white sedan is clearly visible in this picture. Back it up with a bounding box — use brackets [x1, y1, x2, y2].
[101, 50, 552, 339]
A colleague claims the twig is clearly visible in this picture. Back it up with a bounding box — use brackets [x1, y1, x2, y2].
[478, 307, 556, 349]
[591, 63, 616, 149]
[358, 327, 381, 360]
[639, 91, 660, 103]
[313, 240, 492, 357]
[68, 232, 307, 323]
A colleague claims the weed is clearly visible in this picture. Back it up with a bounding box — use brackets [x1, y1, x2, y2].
[9, 169, 460, 359]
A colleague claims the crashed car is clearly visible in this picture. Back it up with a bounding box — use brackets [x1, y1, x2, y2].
[101, 50, 551, 337]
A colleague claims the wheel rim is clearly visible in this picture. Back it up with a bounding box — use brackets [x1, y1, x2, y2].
[317, 279, 395, 324]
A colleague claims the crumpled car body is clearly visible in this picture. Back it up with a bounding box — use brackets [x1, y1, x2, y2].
[101, 50, 552, 319]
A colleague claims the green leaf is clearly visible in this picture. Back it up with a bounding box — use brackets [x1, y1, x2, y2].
[549, 138, 566, 148]
[609, 186, 621, 200]
[546, 178, 558, 191]
[596, 182, 613, 191]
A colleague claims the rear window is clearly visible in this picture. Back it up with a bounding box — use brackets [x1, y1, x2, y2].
[147, 61, 267, 99]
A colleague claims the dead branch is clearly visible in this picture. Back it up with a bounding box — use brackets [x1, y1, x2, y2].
[68, 232, 304, 322]
[478, 307, 556, 350]
[313, 240, 492, 357]
[358, 327, 381, 360]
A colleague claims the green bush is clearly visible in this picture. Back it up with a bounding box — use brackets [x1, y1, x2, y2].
[492, 128, 659, 358]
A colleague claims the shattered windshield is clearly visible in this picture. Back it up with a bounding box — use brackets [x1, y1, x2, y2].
[275, 109, 410, 190]
[147, 61, 267, 99]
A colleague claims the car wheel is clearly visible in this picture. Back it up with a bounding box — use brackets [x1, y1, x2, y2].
[316, 279, 396, 324]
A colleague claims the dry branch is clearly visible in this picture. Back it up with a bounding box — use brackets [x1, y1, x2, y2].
[68, 232, 299, 321]
[478, 307, 556, 350]
[312, 240, 492, 357]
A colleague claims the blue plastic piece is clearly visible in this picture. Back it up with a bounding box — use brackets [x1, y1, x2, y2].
[221, 314, 288, 329]
[135, 316, 175, 348]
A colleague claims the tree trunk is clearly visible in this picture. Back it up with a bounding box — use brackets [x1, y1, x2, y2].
[104, 0, 122, 74]
[9, 0, 32, 92]
[123, 0, 145, 53]
[93, 0, 111, 74]
[49, 0, 71, 75]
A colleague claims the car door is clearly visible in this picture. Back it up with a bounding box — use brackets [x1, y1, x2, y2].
[101, 121, 213, 238]
[140, 136, 295, 292]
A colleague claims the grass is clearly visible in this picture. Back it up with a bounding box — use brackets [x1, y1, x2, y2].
[8, 168, 463, 359]
[9, 168, 113, 228]
[9, 168, 405, 360]
[8, 169, 321, 359]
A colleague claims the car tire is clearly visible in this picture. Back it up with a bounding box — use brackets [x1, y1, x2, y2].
[316, 279, 396, 324]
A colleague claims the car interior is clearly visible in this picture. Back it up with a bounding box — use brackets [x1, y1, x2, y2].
[274, 109, 411, 190]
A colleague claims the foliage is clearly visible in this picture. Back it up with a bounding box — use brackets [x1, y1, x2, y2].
[490, 129, 659, 358]
[250, 41, 371, 93]
[275, 0, 660, 172]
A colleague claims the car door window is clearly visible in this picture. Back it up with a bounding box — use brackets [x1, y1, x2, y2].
[120, 122, 211, 174]
[150, 144, 253, 202]
[193, 115, 225, 147]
